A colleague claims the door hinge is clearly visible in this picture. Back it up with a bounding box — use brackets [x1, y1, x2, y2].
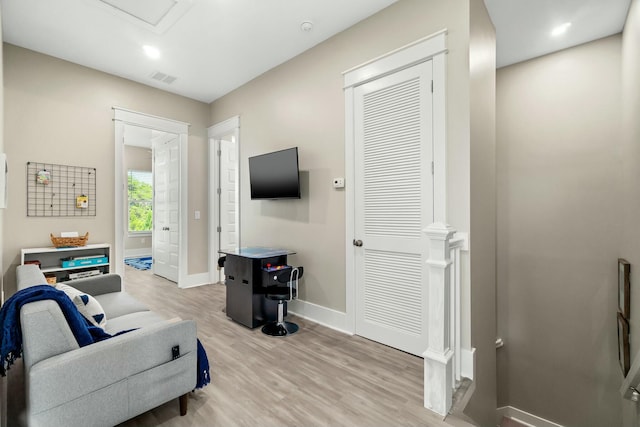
[431, 80, 434, 93]
[217, 226, 222, 232]
[431, 161, 434, 175]
[216, 188, 221, 195]
[217, 149, 221, 156]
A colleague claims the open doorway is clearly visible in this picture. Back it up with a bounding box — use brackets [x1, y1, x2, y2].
[113, 108, 189, 287]
[122, 125, 180, 282]
[124, 125, 153, 271]
[208, 117, 240, 283]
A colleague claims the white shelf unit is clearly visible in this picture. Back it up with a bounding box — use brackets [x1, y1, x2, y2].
[21, 243, 111, 283]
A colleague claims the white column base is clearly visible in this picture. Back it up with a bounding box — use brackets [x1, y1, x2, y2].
[423, 348, 454, 417]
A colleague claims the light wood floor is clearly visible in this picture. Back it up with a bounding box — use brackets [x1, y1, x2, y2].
[118, 267, 473, 427]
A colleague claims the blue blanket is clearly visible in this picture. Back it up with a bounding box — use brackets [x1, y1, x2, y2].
[0, 285, 111, 376]
[0, 285, 211, 389]
[196, 339, 210, 389]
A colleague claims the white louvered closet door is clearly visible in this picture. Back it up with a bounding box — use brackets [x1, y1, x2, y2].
[354, 60, 433, 356]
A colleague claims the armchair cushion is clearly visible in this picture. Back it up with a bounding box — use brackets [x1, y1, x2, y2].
[93, 291, 149, 319]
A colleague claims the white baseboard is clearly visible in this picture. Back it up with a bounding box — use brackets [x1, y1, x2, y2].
[461, 347, 475, 380]
[179, 272, 213, 289]
[288, 299, 352, 335]
[124, 248, 151, 259]
[497, 406, 564, 427]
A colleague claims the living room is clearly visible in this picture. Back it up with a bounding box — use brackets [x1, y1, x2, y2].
[1, 0, 640, 426]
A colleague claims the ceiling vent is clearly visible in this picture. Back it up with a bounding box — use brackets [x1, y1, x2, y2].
[94, 0, 193, 34]
[150, 71, 177, 85]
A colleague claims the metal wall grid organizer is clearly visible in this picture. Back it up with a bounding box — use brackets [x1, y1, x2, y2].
[27, 161, 97, 217]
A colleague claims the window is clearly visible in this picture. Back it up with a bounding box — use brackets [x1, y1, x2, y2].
[128, 170, 152, 233]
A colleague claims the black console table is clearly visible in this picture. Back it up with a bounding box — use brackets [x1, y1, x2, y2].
[219, 247, 295, 329]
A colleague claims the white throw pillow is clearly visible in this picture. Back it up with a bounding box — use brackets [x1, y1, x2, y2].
[73, 293, 107, 328]
[56, 283, 107, 328]
[55, 283, 83, 300]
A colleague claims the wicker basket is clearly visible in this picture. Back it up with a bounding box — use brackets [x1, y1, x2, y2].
[50, 232, 89, 248]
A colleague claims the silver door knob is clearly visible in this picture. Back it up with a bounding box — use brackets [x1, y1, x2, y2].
[353, 239, 363, 247]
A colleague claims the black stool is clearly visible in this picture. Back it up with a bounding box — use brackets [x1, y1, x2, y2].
[262, 267, 303, 337]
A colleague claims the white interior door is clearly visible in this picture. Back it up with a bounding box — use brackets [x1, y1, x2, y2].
[217, 137, 239, 280]
[219, 137, 239, 252]
[353, 60, 434, 356]
[153, 136, 180, 282]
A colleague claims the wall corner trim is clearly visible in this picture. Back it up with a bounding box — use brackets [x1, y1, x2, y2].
[497, 406, 565, 427]
[179, 272, 212, 289]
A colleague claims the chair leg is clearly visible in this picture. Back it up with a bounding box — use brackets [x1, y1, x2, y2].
[179, 393, 188, 416]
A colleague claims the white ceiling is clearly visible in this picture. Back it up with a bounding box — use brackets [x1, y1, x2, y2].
[0, 0, 633, 102]
[0, 0, 396, 103]
[485, 0, 631, 68]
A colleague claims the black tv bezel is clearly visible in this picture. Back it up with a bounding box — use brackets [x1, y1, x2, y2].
[248, 147, 301, 200]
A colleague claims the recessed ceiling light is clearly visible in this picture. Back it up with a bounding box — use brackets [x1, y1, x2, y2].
[551, 22, 572, 37]
[143, 45, 161, 59]
[300, 21, 313, 32]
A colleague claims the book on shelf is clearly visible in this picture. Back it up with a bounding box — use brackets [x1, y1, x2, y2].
[61, 256, 108, 268]
[62, 254, 107, 261]
[68, 270, 102, 280]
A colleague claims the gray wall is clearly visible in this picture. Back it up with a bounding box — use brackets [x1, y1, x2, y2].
[210, 0, 498, 423]
[467, 0, 497, 423]
[210, 0, 472, 312]
[2, 44, 211, 294]
[621, 0, 640, 424]
[496, 35, 623, 426]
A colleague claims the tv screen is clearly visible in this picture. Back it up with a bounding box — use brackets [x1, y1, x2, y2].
[249, 147, 301, 200]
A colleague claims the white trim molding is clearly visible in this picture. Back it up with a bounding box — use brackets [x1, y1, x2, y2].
[179, 272, 212, 289]
[423, 222, 456, 417]
[124, 248, 152, 259]
[288, 299, 351, 335]
[343, 85, 356, 334]
[460, 348, 475, 381]
[343, 30, 447, 88]
[177, 132, 189, 288]
[113, 107, 190, 134]
[497, 406, 565, 427]
[208, 116, 240, 138]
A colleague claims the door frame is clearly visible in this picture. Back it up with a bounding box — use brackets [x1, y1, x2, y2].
[113, 107, 190, 287]
[207, 116, 240, 284]
[343, 31, 447, 334]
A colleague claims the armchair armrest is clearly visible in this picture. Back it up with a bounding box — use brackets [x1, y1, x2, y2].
[28, 320, 197, 416]
[16, 264, 123, 295]
[20, 300, 80, 371]
[65, 273, 122, 295]
[16, 264, 48, 290]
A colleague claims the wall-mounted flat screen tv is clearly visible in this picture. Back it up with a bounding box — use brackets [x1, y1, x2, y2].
[249, 147, 301, 200]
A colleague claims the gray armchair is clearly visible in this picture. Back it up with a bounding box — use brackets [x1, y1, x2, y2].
[16, 264, 197, 427]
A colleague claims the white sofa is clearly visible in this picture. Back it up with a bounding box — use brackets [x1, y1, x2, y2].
[16, 264, 197, 427]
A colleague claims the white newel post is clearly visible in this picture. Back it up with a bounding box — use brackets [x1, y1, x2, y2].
[423, 222, 456, 417]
